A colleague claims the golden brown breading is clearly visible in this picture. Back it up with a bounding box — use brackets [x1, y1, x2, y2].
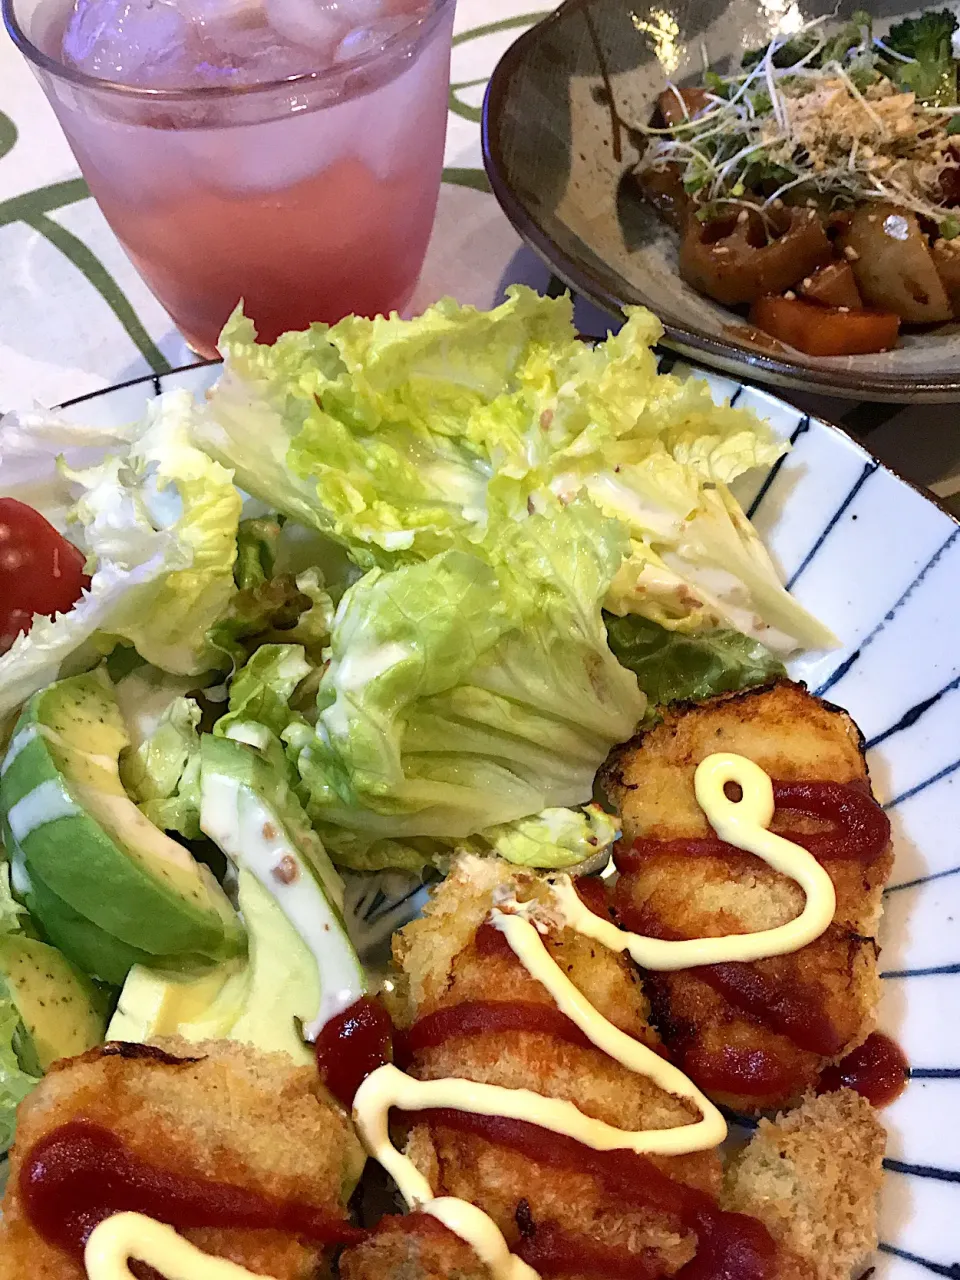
[341, 1213, 490, 1280]
[387, 857, 813, 1280]
[722, 1089, 886, 1280]
[601, 680, 893, 1113]
[0, 1038, 364, 1280]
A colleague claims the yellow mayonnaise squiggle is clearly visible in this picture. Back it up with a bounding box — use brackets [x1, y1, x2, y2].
[351, 752, 837, 1280]
[553, 752, 837, 969]
[85, 753, 837, 1280]
[85, 1212, 266, 1280]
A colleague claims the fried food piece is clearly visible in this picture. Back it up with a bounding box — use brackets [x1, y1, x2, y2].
[0, 1039, 364, 1280]
[723, 1089, 886, 1280]
[375, 856, 813, 1280]
[341, 1213, 489, 1280]
[602, 680, 893, 1113]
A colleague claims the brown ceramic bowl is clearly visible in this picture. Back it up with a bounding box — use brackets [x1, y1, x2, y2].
[483, 0, 960, 402]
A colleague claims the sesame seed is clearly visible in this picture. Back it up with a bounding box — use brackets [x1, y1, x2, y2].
[801, 277, 813, 288]
[843, 245, 860, 261]
[783, 290, 797, 300]
[838, 306, 850, 313]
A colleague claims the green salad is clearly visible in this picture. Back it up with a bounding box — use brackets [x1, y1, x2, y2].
[0, 286, 835, 1150]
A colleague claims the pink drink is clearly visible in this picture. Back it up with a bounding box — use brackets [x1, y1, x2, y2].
[9, 0, 455, 356]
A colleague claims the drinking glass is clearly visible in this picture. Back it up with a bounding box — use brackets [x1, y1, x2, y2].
[4, 0, 456, 356]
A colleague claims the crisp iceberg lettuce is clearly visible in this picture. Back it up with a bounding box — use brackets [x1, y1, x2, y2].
[295, 498, 646, 863]
[0, 392, 242, 717]
[197, 289, 832, 655]
[115, 666, 204, 839]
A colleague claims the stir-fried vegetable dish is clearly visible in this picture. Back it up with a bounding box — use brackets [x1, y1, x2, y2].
[635, 9, 960, 354]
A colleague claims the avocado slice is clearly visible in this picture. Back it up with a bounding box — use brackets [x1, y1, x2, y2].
[0, 673, 244, 970]
[107, 954, 247, 1045]
[107, 869, 323, 1066]
[11, 849, 210, 987]
[0, 933, 107, 1071]
[200, 734, 365, 1040]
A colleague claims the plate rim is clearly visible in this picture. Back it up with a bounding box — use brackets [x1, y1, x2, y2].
[481, 0, 960, 404]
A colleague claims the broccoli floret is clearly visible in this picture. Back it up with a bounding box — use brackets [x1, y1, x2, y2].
[880, 9, 959, 105]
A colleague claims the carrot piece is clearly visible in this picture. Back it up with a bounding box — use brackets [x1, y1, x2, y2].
[748, 295, 900, 356]
[797, 261, 863, 310]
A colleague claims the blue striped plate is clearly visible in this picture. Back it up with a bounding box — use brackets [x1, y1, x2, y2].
[55, 359, 960, 1280]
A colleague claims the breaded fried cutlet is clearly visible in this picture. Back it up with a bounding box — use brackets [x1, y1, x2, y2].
[341, 1212, 489, 1280]
[723, 1089, 886, 1280]
[0, 1038, 365, 1280]
[369, 857, 815, 1280]
[601, 679, 893, 1113]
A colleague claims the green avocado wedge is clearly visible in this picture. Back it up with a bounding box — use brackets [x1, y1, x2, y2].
[199, 733, 365, 1042]
[10, 849, 209, 987]
[0, 933, 107, 1071]
[0, 672, 244, 973]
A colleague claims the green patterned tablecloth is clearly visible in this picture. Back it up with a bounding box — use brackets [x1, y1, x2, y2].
[0, 0, 958, 506]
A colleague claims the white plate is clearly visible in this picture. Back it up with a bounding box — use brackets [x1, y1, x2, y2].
[52, 358, 960, 1280]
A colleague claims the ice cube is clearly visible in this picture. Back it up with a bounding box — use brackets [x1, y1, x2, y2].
[333, 13, 411, 62]
[62, 0, 189, 81]
[264, 0, 383, 52]
[194, 19, 323, 82]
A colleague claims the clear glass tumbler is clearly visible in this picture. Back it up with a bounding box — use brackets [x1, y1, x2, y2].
[4, 0, 456, 356]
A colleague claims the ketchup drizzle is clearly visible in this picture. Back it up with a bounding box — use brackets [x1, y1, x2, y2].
[314, 995, 394, 1109]
[617, 778, 889, 873]
[818, 1032, 909, 1108]
[400, 999, 597, 1060]
[416, 1109, 780, 1280]
[20, 1121, 365, 1262]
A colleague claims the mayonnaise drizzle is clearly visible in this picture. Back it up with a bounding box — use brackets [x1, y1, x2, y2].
[554, 752, 837, 969]
[85, 1212, 267, 1280]
[351, 751, 838, 1280]
[83, 753, 837, 1280]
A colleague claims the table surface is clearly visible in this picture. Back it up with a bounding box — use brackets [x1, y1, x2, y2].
[1, 0, 958, 510]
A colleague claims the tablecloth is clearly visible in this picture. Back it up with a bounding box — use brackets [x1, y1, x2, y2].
[1, 0, 958, 510]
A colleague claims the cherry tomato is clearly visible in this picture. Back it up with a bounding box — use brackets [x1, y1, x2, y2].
[0, 499, 90, 654]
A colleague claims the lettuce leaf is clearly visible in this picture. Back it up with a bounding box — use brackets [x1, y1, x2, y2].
[480, 803, 619, 870]
[0, 995, 38, 1154]
[197, 290, 832, 656]
[604, 613, 786, 708]
[0, 392, 242, 718]
[115, 668, 204, 840]
[295, 497, 645, 862]
[0, 867, 40, 1153]
[215, 644, 313, 743]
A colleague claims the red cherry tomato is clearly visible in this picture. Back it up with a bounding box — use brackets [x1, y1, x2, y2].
[0, 499, 91, 654]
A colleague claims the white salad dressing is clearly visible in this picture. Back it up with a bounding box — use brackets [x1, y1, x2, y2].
[199, 772, 364, 1037]
[84, 752, 836, 1280]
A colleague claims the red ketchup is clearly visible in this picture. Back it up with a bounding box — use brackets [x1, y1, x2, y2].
[414, 1110, 781, 1280]
[402, 999, 596, 1058]
[20, 1121, 365, 1261]
[617, 778, 890, 872]
[314, 995, 394, 1109]
[818, 1032, 909, 1107]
